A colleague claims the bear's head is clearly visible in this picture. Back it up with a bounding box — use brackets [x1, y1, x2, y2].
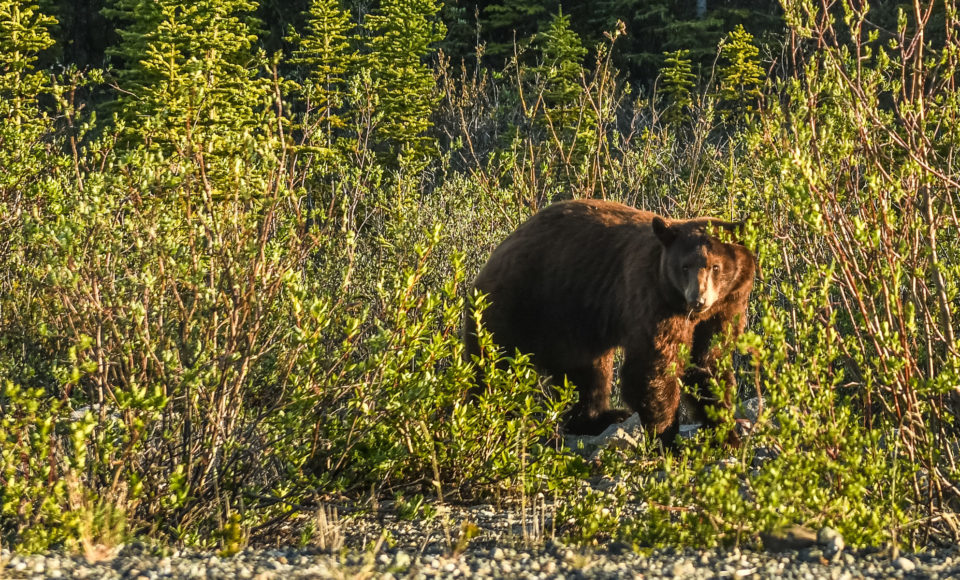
[652, 217, 744, 314]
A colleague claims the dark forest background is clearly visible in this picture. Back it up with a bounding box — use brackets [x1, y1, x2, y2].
[38, 0, 788, 80]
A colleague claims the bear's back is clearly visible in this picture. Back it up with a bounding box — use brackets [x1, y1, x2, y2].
[471, 199, 661, 363]
[474, 199, 657, 293]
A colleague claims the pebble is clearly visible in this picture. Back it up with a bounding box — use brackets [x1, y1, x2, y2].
[671, 559, 695, 577]
[818, 526, 845, 557]
[2, 547, 933, 579]
[2, 504, 957, 579]
[894, 557, 917, 572]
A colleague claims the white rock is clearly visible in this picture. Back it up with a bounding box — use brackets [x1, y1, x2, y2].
[817, 526, 845, 556]
[671, 559, 695, 577]
[894, 557, 916, 572]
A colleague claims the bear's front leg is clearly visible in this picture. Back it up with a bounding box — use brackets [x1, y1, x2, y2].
[619, 346, 683, 438]
[685, 310, 749, 446]
[686, 309, 749, 415]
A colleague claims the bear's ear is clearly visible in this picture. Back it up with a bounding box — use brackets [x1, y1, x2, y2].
[652, 216, 677, 246]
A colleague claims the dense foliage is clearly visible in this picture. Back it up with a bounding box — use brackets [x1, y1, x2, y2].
[2, 0, 960, 558]
[37, 0, 784, 83]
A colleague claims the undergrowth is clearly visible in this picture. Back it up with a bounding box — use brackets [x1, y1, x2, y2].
[2, 0, 960, 555]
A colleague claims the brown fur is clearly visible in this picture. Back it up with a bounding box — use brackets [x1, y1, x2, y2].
[463, 199, 756, 439]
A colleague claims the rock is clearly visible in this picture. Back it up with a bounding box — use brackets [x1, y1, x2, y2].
[2, 506, 950, 580]
[678, 424, 703, 438]
[818, 526, 844, 557]
[594, 420, 626, 441]
[606, 429, 639, 451]
[760, 525, 818, 552]
[894, 557, 916, 572]
[588, 429, 640, 460]
[567, 413, 644, 454]
[608, 541, 630, 555]
[616, 412, 643, 433]
[751, 446, 781, 467]
[735, 397, 764, 422]
[394, 551, 411, 569]
[671, 559, 696, 577]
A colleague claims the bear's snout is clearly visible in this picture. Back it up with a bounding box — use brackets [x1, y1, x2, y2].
[683, 269, 718, 312]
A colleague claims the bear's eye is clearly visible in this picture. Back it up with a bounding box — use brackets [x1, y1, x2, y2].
[682, 266, 690, 273]
[712, 264, 720, 273]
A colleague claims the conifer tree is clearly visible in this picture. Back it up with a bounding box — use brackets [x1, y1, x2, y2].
[531, 10, 596, 197]
[0, 0, 71, 373]
[659, 49, 695, 125]
[0, 0, 56, 128]
[0, 0, 64, 207]
[482, 0, 555, 62]
[587, 0, 779, 83]
[438, 0, 477, 64]
[287, 0, 354, 148]
[717, 24, 763, 123]
[105, 0, 266, 149]
[363, 0, 446, 166]
[534, 8, 586, 117]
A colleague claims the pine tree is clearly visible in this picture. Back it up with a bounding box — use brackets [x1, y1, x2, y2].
[287, 0, 356, 150]
[438, 0, 477, 64]
[534, 8, 586, 116]
[363, 0, 446, 166]
[586, 0, 779, 84]
[0, 0, 56, 127]
[482, 0, 555, 62]
[531, 10, 596, 197]
[639, 0, 724, 69]
[659, 49, 695, 125]
[0, 0, 68, 208]
[104, 0, 266, 149]
[717, 24, 763, 123]
[0, 1, 73, 343]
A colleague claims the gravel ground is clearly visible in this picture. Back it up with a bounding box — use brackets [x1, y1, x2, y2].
[3, 504, 957, 579]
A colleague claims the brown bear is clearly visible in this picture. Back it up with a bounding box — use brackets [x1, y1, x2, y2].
[463, 199, 756, 439]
